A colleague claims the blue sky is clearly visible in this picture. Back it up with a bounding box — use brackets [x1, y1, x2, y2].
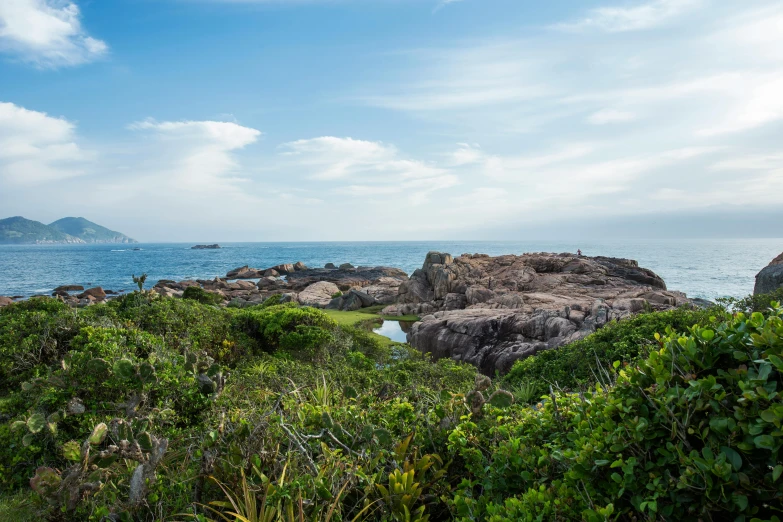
[1, 0, 782, 241]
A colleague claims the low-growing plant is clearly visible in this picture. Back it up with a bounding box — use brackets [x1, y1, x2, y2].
[184, 286, 224, 306]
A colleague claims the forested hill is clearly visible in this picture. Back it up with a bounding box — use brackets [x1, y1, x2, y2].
[0, 216, 136, 244]
[49, 217, 136, 244]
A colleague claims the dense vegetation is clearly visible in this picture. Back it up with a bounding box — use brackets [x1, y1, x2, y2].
[1, 289, 781, 521]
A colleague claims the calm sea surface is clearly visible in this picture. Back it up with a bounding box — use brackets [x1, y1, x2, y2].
[0, 240, 781, 301]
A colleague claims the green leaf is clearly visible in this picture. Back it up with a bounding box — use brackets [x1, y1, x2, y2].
[488, 390, 514, 408]
[85, 358, 111, 376]
[88, 423, 108, 445]
[343, 386, 358, 400]
[22, 433, 35, 447]
[768, 354, 783, 370]
[753, 434, 775, 450]
[374, 429, 392, 445]
[733, 493, 748, 511]
[701, 329, 715, 341]
[112, 359, 136, 380]
[27, 413, 46, 434]
[136, 431, 153, 451]
[138, 362, 156, 383]
[62, 441, 82, 461]
[773, 465, 783, 482]
[721, 447, 742, 471]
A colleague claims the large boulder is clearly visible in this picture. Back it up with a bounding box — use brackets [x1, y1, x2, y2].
[77, 287, 106, 300]
[392, 251, 692, 374]
[298, 281, 341, 308]
[271, 263, 295, 275]
[226, 265, 265, 279]
[0, 296, 13, 307]
[54, 285, 84, 293]
[754, 252, 783, 295]
[326, 289, 377, 311]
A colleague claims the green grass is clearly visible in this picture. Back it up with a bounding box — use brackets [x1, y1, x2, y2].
[322, 307, 419, 348]
[0, 491, 39, 522]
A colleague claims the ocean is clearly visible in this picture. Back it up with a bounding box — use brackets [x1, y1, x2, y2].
[0, 239, 781, 301]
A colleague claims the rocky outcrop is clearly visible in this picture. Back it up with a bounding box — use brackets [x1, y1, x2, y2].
[754, 252, 783, 295]
[192, 244, 220, 249]
[298, 281, 340, 307]
[285, 266, 408, 294]
[156, 262, 408, 309]
[0, 296, 13, 307]
[54, 285, 84, 293]
[78, 287, 107, 300]
[326, 288, 377, 311]
[387, 251, 692, 375]
[225, 266, 265, 279]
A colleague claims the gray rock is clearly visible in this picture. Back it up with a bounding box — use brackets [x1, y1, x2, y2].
[293, 261, 308, 271]
[0, 296, 13, 307]
[325, 263, 337, 269]
[299, 281, 341, 308]
[339, 263, 355, 270]
[54, 285, 84, 292]
[754, 252, 783, 295]
[263, 269, 280, 277]
[226, 265, 265, 279]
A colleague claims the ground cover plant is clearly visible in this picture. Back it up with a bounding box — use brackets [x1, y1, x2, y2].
[0, 289, 781, 521]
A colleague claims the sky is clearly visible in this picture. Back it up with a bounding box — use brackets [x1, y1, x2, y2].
[0, 0, 782, 242]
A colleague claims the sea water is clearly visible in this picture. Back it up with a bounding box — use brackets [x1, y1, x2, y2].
[0, 239, 781, 301]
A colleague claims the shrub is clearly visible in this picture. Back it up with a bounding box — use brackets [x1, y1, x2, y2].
[502, 306, 714, 398]
[233, 304, 337, 357]
[448, 305, 783, 520]
[725, 288, 783, 314]
[182, 286, 223, 305]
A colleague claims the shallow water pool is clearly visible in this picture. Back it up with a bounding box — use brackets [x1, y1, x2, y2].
[372, 320, 414, 343]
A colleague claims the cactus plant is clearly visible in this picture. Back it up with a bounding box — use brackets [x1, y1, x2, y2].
[29, 419, 168, 511]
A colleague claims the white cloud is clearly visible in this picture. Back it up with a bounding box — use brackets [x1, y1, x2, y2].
[279, 136, 456, 204]
[448, 143, 483, 166]
[0, 0, 108, 68]
[587, 108, 636, 125]
[555, 0, 700, 33]
[0, 101, 90, 184]
[127, 119, 262, 193]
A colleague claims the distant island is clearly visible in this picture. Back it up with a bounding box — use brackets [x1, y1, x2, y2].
[192, 244, 221, 249]
[0, 216, 137, 245]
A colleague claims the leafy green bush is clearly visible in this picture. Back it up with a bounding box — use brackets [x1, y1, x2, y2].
[502, 306, 714, 398]
[233, 304, 338, 357]
[448, 305, 783, 520]
[724, 288, 783, 314]
[182, 285, 223, 305]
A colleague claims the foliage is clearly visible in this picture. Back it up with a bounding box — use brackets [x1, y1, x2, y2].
[723, 288, 783, 314]
[2, 292, 780, 522]
[184, 286, 225, 306]
[502, 306, 714, 397]
[233, 304, 338, 357]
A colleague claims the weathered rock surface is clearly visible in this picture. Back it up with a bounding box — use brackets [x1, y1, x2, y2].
[0, 296, 13, 307]
[298, 281, 341, 307]
[326, 288, 377, 311]
[155, 262, 408, 309]
[285, 266, 408, 293]
[225, 265, 265, 279]
[754, 252, 783, 295]
[54, 285, 84, 292]
[386, 251, 692, 375]
[77, 287, 107, 300]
